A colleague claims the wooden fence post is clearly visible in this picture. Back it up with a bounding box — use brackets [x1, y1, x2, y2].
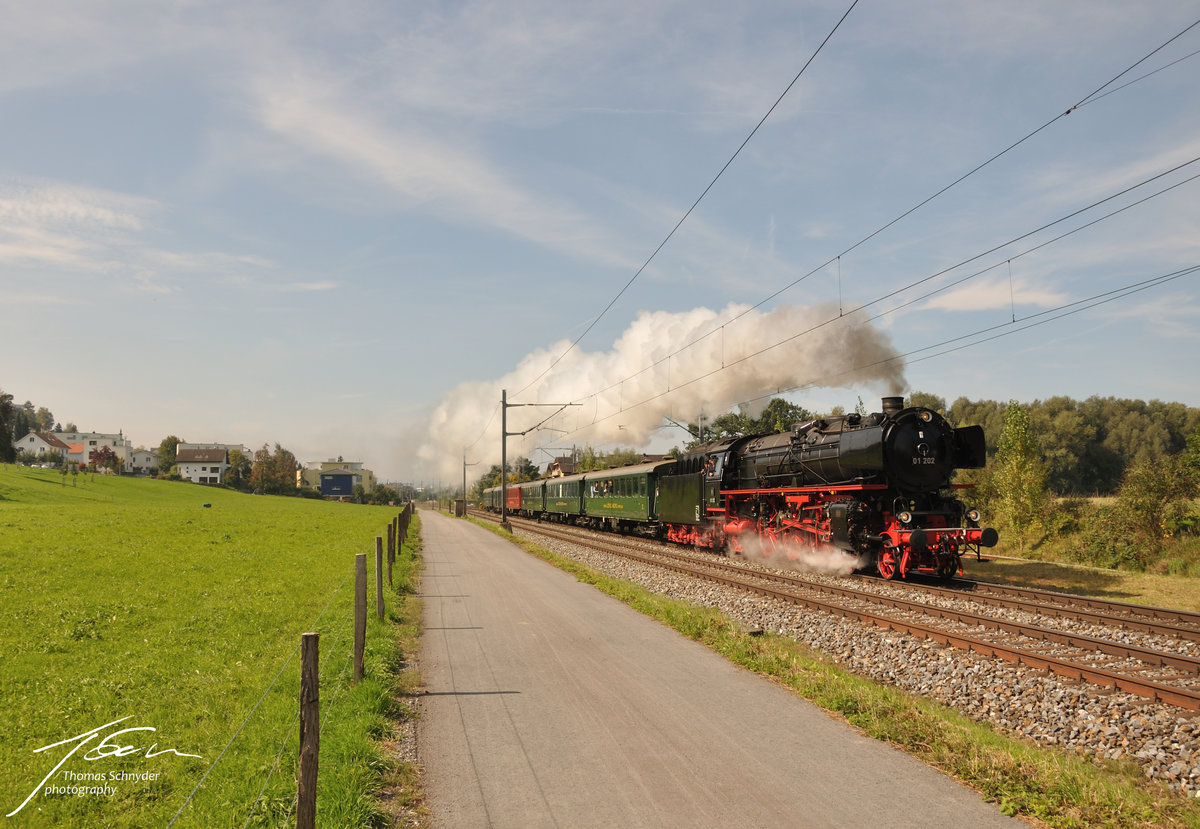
[387, 523, 395, 586]
[354, 554, 366, 683]
[375, 537, 384, 621]
[297, 632, 319, 829]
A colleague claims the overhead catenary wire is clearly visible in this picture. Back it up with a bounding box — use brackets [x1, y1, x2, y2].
[518, 18, 1200, 418]
[476, 18, 1200, 469]
[555, 264, 1198, 438]
[554, 153, 1200, 418]
[509, 0, 863, 402]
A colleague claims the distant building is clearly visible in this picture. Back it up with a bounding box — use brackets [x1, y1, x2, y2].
[16, 432, 71, 461]
[127, 449, 158, 476]
[300, 459, 376, 493]
[175, 447, 229, 484]
[54, 431, 133, 468]
[319, 468, 362, 499]
[173, 443, 245, 484]
[545, 455, 578, 477]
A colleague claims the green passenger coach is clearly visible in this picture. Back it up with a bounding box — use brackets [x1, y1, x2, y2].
[544, 473, 585, 518]
[581, 460, 675, 530]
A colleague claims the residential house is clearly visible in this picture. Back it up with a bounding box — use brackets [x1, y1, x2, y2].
[173, 443, 248, 484]
[176, 445, 227, 484]
[16, 432, 71, 462]
[300, 459, 376, 492]
[55, 432, 134, 468]
[127, 449, 158, 476]
[318, 468, 362, 499]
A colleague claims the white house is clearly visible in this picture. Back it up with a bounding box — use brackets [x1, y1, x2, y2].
[16, 432, 72, 461]
[55, 432, 134, 467]
[175, 446, 229, 484]
[173, 443, 246, 484]
[127, 449, 158, 476]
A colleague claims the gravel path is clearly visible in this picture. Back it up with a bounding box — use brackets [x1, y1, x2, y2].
[515, 525, 1200, 798]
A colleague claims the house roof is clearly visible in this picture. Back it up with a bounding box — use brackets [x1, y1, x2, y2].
[33, 432, 71, 450]
[176, 448, 227, 463]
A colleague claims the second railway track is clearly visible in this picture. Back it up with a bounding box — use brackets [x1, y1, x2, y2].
[497, 514, 1200, 711]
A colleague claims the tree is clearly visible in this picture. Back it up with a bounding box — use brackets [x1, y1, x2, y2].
[681, 398, 812, 450]
[511, 456, 538, 482]
[1116, 454, 1199, 543]
[576, 447, 643, 472]
[906, 391, 946, 414]
[0, 389, 14, 463]
[250, 445, 272, 493]
[34, 407, 54, 432]
[224, 449, 252, 490]
[250, 443, 299, 494]
[755, 399, 810, 433]
[157, 436, 183, 475]
[89, 445, 120, 473]
[269, 444, 299, 493]
[988, 401, 1048, 550]
[1185, 429, 1200, 473]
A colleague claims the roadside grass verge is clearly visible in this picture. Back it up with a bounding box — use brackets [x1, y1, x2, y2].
[0, 466, 417, 827]
[472, 517, 1200, 829]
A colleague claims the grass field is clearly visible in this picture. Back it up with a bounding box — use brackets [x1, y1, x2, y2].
[0, 465, 416, 828]
[962, 555, 1200, 613]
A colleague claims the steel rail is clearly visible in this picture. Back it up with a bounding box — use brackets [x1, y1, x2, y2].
[504, 517, 1200, 710]
[945, 578, 1200, 632]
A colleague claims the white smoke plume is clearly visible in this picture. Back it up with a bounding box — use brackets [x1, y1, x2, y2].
[419, 301, 906, 482]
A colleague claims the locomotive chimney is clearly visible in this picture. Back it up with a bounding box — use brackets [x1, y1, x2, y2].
[881, 396, 904, 416]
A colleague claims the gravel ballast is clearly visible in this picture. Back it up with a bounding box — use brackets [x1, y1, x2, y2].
[515, 525, 1200, 798]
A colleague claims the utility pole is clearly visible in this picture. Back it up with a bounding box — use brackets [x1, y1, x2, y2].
[500, 388, 580, 532]
[462, 451, 478, 517]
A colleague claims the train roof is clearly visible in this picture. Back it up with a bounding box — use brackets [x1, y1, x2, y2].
[578, 458, 677, 478]
[537, 458, 678, 486]
[484, 458, 678, 492]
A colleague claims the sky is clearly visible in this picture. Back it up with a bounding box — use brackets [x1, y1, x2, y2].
[1, 1, 1198, 488]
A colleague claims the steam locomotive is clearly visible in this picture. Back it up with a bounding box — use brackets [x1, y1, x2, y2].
[483, 396, 998, 579]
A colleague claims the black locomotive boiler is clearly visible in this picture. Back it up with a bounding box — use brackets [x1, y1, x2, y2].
[656, 396, 998, 579]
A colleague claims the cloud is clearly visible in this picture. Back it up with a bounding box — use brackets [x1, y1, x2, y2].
[922, 275, 1068, 312]
[246, 59, 631, 267]
[0, 178, 278, 292]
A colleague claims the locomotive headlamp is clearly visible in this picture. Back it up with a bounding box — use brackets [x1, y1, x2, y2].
[919, 411, 933, 423]
[898, 511, 913, 524]
[966, 508, 981, 523]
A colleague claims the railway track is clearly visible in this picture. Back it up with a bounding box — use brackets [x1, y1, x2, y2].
[480, 511, 1200, 711]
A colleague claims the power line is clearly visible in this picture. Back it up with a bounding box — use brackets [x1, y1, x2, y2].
[509, 0, 862, 401]
[547, 153, 1200, 416]
[557, 265, 1198, 438]
[542, 19, 1200, 413]
[475, 17, 1200, 462]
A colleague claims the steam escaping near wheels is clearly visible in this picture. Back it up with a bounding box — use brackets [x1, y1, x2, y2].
[734, 533, 871, 577]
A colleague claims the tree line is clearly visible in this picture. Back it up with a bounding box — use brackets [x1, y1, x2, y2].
[0, 388, 78, 462]
[468, 392, 1200, 571]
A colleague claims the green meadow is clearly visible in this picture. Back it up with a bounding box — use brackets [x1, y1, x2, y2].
[0, 466, 415, 828]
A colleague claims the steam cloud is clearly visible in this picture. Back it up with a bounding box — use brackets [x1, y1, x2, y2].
[735, 533, 872, 577]
[419, 302, 905, 482]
